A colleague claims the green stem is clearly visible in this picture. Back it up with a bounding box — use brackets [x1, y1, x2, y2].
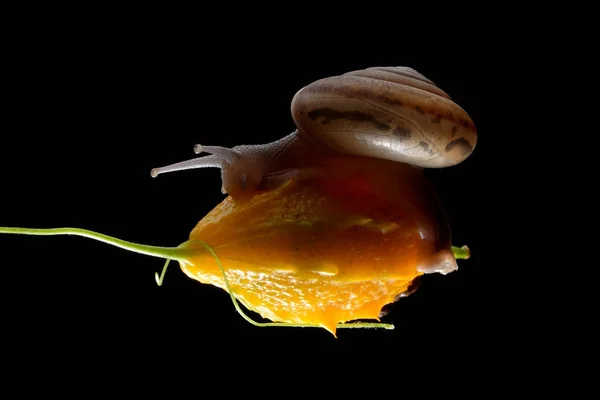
[1, 226, 470, 334]
[0, 225, 395, 332]
[1, 226, 471, 262]
[452, 245, 470, 260]
[0, 227, 187, 262]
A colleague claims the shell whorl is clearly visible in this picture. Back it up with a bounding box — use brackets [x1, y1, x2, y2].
[291, 66, 477, 168]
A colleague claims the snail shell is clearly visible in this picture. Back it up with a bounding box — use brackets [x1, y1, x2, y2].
[291, 66, 477, 168]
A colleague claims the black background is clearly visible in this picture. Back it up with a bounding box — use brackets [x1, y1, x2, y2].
[2, 14, 507, 381]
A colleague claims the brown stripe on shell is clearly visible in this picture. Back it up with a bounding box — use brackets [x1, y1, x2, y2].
[445, 137, 474, 155]
[307, 75, 406, 108]
[291, 67, 478, 168]
[307, 108, 391, 131]
[418, 141, 437, 156]
[394, 127, 412, 140]
[368, 66, 434, 85]
[418, 141, 430, 152]
[343, 68, 451, 100]
[301, 75, 476, 133]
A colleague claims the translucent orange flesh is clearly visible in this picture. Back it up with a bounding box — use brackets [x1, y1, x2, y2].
[178, 164, 454, 335]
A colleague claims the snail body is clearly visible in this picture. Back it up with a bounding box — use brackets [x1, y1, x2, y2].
[150, 66, 477, 198]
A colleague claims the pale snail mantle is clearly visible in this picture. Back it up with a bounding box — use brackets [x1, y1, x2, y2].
[1, 66, 476, 336]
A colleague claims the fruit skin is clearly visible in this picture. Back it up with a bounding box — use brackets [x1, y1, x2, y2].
[180, 159, 456, 336]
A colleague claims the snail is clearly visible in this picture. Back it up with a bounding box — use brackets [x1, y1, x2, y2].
[0, 66, 476, 337]
[150, 66, 476, 198]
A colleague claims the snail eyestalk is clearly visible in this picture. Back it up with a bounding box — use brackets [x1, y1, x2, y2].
[150, 144, 244, 178]
[193, 145, 240, 165]
[150, 154, 223, 178]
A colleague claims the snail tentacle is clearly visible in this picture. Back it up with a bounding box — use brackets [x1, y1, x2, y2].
[151, 132, 300, 196]
[150, 154, 223, 178]
[194, 145, 241, 164]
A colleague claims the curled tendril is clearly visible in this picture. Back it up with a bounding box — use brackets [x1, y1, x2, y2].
[153, 242, 395, 331]
[191, 241, 395, 331]
[203, 243, 470, 331]
[155, 259, 171, 286]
